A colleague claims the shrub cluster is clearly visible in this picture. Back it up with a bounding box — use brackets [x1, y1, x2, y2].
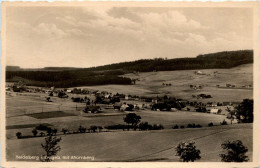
[220, 120, 228, 125]
[208, 122, 214, 127]
[187, 123, 202, 128]
[173, 124, 202, 129]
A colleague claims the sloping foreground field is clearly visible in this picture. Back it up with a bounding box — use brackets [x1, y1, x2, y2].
[79, 64, 253, 102]
[7, 124, 252, 162]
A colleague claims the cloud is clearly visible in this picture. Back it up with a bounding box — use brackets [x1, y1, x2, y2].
[33, 23, 67, 39]
[5, 7, 253, 68]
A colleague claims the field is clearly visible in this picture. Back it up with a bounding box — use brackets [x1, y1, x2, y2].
[6, 124, 252, 162]
[78, 64, 253, 103]
[5, 64, 253, 162]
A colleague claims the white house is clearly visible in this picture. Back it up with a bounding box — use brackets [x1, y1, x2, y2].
[210, 108, 219, 114]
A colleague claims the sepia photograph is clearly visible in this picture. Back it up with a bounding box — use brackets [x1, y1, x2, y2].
[1, 1, 259, 168]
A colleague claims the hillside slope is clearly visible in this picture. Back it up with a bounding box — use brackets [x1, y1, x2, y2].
[81, 64, 253, 102]
[6, 50, 253, 88]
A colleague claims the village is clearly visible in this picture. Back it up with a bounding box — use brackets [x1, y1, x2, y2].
[6, 80, 240, 116]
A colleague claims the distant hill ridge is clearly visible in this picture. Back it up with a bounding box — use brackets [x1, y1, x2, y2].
[85, 50, 253, 72]
[7, 50, 253, 72]
[6, 50, 253, 88]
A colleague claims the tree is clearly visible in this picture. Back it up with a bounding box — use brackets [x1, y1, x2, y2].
[32, 129, 38, 137]
[47, 128, 53, 136]
[123, 113, 141, 130]
[175, 141, 201, 162]
[41, 134, 62, 162]
[78, 125, 86, 133]
[235, 99, 253, 123]
[220, 140, 248, 162]
[90, 126, 97, 132]
[226, 107, 235, 124]
[62, 128, 68, 135]
[53, 128, 57, 136]
[98, 126, 103, 132]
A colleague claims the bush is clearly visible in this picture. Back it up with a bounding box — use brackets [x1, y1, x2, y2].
[105, 124, 129, 130]
[16, 132, 22, 139]
[40, 132, 45, 137]
[62, 128, 68, 134]
[196, 107, 207, 113]
[98, 126, 103, 132]
[32, 129, 38, 137]
[90, 125, 98, 132]
[152, 124, 164, 130]
[78, 125, 86, 133]
[195, 124, 202, 128]
[139, 122, 153, 131]
[175, 141, 201, 162]
[220, 120, 228, 125]
[187, 123, 195, 128]
[53, 128, 57, 135]
[220, 140, 248, 162]
[46, 128, 53, 136]
[180, 125, 185, 129]
[208, 122, 214, 127]
[173, 124, 179, 129]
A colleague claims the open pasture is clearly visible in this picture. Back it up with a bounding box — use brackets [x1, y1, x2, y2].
[6, 92, 229, 141]
[79, 64, 253, 103]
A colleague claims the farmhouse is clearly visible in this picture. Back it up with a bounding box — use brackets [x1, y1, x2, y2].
[194, 70, 205, 75]
[210, 108, 219, 114]
[134, 104, 142, 109]
[120, 103, 129, 111]
[66, 89, 72, 93]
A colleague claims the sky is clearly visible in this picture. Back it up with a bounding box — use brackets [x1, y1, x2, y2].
[5, 6, 253, 68]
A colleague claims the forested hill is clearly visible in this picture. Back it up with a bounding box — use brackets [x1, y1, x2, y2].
[6, 50, 253, 88]
[86, 50, 253, 72]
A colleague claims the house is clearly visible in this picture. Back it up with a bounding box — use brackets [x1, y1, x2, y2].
[125, 95, 129, 100]
[45, 90, 52, 94]
[120, 103, 129, 111]
[170, 108, 178, 112]
[210, 108, 219, 114]
[134, 103, 144, 110]
[105, 94, 111, 99]
[194, 71, 204, 75]
[152, 99, 158, 103]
